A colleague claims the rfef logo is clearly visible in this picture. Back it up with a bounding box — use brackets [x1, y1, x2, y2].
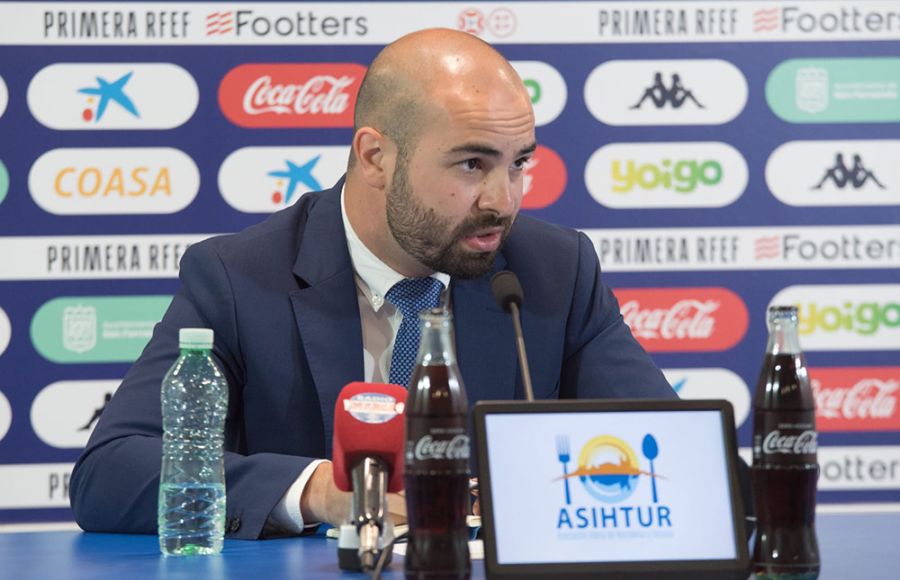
[585, 142, 747, 209]
[812, 367, 900, 433]
[521, 145, 566, 210]
[615, 287, 748, 352]
[584, 60, 746, 126]
[219, 63, 364, 128]
[218, 146, 349, 213]
[31, 380, 121, 448]
[510, 61, 566, 127]
[29, 148, 200, 215]
[770, 284, 900, 351]
[28, 64, 198, 130]
[766, 140, 899, 207]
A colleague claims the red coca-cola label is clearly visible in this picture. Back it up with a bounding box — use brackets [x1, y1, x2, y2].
[218, 63, 365, 128]
[811, 367, 900, 432]
[615, 287, 748, 352]
[753, 411, 818, 467]
[521, 145, 566, 209]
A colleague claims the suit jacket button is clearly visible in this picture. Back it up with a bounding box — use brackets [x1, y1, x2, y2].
[227, 517, 241, 533]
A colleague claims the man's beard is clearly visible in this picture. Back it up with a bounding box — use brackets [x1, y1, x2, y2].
[385, 153, 513, 280]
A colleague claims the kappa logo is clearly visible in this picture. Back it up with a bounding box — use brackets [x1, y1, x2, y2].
[585, 60, 746, 126]
[28, 64, 197, 130]
[31, 380, 121, 448]
[630, 72, 705, 110]
[218, 146, 349, 213]
[813, 153, 885, 191]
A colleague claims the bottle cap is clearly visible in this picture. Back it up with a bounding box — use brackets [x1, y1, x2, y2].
[179, 328, 214, 349]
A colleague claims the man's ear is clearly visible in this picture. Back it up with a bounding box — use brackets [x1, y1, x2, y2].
[352, 127, 392, 189]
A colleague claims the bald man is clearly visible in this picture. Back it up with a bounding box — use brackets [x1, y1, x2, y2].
[70, 29, 675, 539]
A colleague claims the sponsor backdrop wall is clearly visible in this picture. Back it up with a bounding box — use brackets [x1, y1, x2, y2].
[0, 0, 898, 524]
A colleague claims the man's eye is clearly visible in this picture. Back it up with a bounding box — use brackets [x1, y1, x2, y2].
[513, 157, 531, 170]
[460, 159, 481, 172]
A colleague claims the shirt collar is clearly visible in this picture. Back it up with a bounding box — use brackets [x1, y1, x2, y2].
[341, 186, 450, 312]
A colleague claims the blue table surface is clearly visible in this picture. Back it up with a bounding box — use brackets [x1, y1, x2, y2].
[2, 513, 899, 579]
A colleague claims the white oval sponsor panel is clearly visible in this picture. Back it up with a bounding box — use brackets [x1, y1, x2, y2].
[770, 284, 900, 351]
[766, 140, 900, 207]
[31, 380, 121, 448]
[0, 306, 10, 356]
[0, 74, 8, 119]
[585, 142, 748, 209]
[584, 59, 747, 126]
[510, 61, 566, 126]
[663, 368, 751, 428]
[29, 147, 200, 215]
[0, 389, 11, 443]
[219, 146, 350, 213]
[0, 463, 74, 508]
[28, 63, 198, 130]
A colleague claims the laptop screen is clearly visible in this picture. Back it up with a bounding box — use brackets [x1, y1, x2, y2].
[474, 399, 748, 579]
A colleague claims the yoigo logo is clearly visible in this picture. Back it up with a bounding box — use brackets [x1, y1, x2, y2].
[613, 159, 721, 193]
[586, 142, 747, 209]
[771, 285, 900, 351]
[555, 433, 671, 531]
[510, 61, 566, 126]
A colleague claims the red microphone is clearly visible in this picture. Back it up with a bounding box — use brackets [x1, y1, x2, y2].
[332, 382, 407, 571]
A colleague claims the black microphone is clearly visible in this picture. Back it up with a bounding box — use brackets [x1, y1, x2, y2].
[491, 270, 535, 401]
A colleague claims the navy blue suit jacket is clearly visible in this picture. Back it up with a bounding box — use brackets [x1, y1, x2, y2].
[70, 181, 675, 539]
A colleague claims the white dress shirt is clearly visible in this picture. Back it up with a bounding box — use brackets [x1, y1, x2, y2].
[267, 187, 449, 533]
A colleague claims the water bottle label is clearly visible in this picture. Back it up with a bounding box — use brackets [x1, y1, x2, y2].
[753, 411, 818, 465]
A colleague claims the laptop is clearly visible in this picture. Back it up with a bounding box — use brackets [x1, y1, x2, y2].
[473, 399, 750, 580]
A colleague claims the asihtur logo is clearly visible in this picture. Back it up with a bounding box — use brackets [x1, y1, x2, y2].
[29, 148, 200, 215]
[770, 285, 900, 351]
[28, 64, 198, 130]
[31, 296, 171, 363]
[586, 142, 747, 209]
[218, 146, 349, 213]
[767, 58, 900, 123]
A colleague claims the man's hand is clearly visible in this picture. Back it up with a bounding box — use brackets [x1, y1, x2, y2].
[300, 461, 407, 527]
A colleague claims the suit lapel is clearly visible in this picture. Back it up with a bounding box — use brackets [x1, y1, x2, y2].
[452, 255, 519, 402]
[289, 186, 364, 456]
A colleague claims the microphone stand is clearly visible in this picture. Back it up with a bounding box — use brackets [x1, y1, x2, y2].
[338, 456, 394, 572]
[508, 301, 535, 402]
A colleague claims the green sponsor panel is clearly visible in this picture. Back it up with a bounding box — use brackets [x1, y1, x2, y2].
[0, 160, 8, 206]
[31, 295, 171, 363]
[767, 58, 900, 123]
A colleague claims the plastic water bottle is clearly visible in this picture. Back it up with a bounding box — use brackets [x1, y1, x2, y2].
[158, 328, 228, 556]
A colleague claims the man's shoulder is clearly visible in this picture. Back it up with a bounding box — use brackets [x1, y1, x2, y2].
[504, 213, 583, 255]
[191, 186, 336, 261]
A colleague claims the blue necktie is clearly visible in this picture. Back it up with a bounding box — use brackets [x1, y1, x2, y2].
[385, 277, 445, 387]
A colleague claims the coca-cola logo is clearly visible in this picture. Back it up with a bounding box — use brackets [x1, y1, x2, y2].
[219, 63, 365, 128]
[762, 429, 818, 455]
[812, 367, 900, 432]
[615, 288, 748, 352]
[413, 434, 470, 461]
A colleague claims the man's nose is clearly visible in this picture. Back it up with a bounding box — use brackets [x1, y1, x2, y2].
[477, 172, 518, 216]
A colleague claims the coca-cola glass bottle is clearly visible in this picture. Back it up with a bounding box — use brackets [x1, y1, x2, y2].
[752, 305, 820, 579]
[404, 308, 471, 580]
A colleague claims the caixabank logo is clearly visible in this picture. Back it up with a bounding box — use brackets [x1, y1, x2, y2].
[555, 433, 671, 534]
[218, 146, 350, 213]
[28, 64, 198, 130]
[219, 63, 365, 128]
